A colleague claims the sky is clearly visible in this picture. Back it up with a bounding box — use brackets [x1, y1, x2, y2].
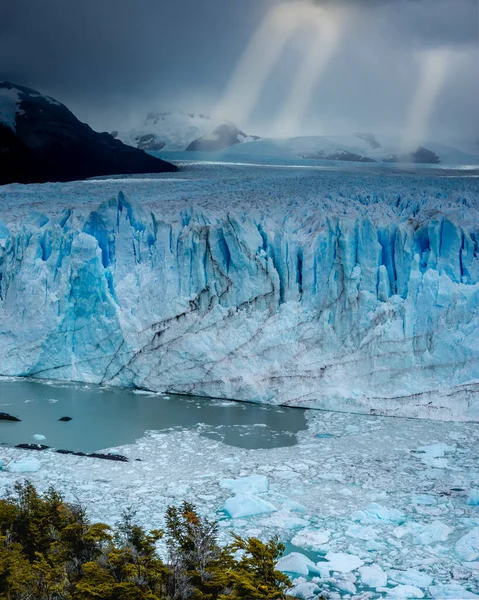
[0, 0, 478, 144]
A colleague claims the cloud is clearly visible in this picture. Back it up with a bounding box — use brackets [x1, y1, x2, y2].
[0, 0, 477, 140]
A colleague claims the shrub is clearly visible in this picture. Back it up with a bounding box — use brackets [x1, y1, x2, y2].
[0, 482, 291, 599]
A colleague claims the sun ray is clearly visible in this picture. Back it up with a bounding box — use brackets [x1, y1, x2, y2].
[401, 49, 451, 154]
[274, 6, 345, 137]
[213, 3, 309, 126]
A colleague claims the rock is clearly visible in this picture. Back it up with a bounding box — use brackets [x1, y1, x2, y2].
[15, 443, 49, 451]
[58, 416, 72, 421]
[383, 146, 440, 164]
[88, 452, 128, 462]
[301, 150, 376, 162]
[136, 133, 166, 151]
[186, 123, 258, 152]
[0, 412, 21, 422]
[0, 81, 177, 185]
[56, 449, 87, 457]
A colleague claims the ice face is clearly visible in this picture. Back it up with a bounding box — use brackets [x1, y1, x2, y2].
[1, 166, 479, 419]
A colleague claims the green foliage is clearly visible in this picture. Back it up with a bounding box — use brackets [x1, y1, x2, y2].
[0, 482, 292, 600]
[227, 535, 291, 599]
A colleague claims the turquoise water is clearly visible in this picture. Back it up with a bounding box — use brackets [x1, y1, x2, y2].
[0, 379, 307, 452]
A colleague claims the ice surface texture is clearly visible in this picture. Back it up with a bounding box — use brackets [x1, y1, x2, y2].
[1, 172, 479, 419]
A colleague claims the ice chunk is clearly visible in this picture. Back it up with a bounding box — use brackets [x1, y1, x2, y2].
[455, 527, 479, 561]
[384, 584, 424, 598]
[223, 495, 276, 519]
[351, 503, 405, 525]
[288, 581, 320, 600]
[291, 528, 330, 550]
[388, 568, 433, 588]
[359, 564, 387, 588]
[417, 444, 455, 468]
[415, 521, 452, 545]
[276, 552, 316, 576]
[6, 457, 41, 473]
[467, 489, 479, 506]
[33, 434, 46, 441]
[325, 551, 363, 573]
[259, 509, 309, 530]
[220, 474, 268, 495]
[429, 583, 479, 599]
[345, 524, 378, 540]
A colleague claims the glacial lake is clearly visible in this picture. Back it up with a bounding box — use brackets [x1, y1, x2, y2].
[0, 379, 307, 452]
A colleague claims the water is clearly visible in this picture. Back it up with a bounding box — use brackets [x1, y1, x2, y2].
[0, 379, 307, 452]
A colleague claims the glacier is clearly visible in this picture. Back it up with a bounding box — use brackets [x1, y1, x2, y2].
[1, 162, 479, 419]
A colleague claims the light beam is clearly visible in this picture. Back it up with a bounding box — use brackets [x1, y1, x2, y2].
[274, 6, 345, 137]
[213, 3, 303, 126]
[401, 49, 451, 154]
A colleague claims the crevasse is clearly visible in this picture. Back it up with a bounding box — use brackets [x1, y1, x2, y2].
[1, 191, 478, 420]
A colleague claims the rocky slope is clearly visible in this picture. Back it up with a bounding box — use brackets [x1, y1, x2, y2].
[0, 82, 177, 185]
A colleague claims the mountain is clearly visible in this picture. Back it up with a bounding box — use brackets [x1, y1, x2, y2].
[113, 111, 259, 152]
[0, 82, 177, 185]
[220, 133, 479, 165]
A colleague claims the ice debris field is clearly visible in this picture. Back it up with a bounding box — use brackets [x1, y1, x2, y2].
[1, 160, 479, 419]
[1, 406, 479, 599]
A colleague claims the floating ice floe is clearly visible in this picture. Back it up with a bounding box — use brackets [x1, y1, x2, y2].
[6, 457, 41, 473]
[359, 564, 387, 588]
[415, 521, 453, 545]
[291, 528, 330, 550]
[429, 583, 479, 599]
[351, 502, 405, 525]
[387, 568, 433, 588]
[345, 523, 378, 540]
[416, 443, 455, 469]
[287, 579, 320, 600]
[455, 527, 479, 561]
[219, 474, 268, 495]
[380, 584, 424, 598]
[324, 551, 363, 573]
[223, 494, 276, 519]
[276, 552, 317, 576]
[467, 489, 479, 506]
[33, 434, 46, 441]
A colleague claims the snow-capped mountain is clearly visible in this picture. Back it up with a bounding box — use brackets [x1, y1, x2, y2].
[0, 82, 176, 185]
[112, 111, 259, 152]
[221, 132, 479, 165]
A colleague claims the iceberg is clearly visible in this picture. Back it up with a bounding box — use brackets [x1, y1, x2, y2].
[222, 494, 277, 519]
[1, 177, 479, 419]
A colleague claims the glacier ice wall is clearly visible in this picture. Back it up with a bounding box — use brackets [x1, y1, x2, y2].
[1, 191, 479, 420]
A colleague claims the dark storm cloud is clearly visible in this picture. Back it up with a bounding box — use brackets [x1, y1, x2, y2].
[0, 0, 477, 138]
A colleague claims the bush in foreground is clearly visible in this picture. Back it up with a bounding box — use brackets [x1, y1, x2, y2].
[0, 482, 292, 599]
